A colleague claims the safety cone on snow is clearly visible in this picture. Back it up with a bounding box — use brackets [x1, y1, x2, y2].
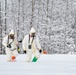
[11, 56, 16, 62]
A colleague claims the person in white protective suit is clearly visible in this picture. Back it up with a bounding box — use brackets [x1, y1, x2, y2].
[22, 27, 42, 62]
[2, 30, 18, 62]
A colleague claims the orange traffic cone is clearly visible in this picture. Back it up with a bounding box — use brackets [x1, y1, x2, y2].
[11, 56, 16, 62]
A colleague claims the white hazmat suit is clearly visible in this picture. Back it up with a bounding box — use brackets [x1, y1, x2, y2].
[22, 27, 42, 62]
[2, 30, 18, 62]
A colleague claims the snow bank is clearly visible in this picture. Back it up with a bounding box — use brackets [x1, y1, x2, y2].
[0, 54, 76, 75]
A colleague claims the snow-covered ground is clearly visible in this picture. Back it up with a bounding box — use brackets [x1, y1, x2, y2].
[0, 54, 76, 75]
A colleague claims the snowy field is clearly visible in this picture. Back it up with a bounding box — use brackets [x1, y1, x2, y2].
[0, 54, 76, 75]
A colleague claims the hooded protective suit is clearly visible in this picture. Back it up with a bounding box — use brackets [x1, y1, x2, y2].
[2, 30, 18, 62]
[22, 27, 42, 62]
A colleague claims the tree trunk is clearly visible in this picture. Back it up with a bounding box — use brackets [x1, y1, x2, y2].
[0, 1, 2, 54]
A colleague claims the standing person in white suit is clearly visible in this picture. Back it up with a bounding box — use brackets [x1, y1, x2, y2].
[22, 27, 42, 62]
[2, 30, 18, 62]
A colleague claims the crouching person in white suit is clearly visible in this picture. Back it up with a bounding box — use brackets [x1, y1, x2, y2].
[2, 30, 18, 62]
[22, 27, 42, 62]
